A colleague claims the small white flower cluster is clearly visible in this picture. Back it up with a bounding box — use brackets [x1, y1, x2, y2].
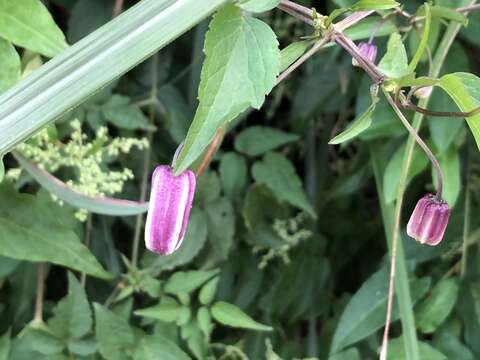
[17, 120, 148, 221]
[254, 213, 312, 269]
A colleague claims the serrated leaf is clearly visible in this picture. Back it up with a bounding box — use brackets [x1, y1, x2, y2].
[94, 303, 135, 360]
[378, 33, 409, 79]
[280, 41, 310, 72]
[351, 0, 399, 10]
[134, 303, 191, 325]
[252, 152, 316, 218]
[175, 4, 280, 173]
[415, 278, 459, 334]
[330, 267, 430, 354]
[238, 0, 280, 13]
[329, 102, 375, 144]
[0, 183, 111, 279]
[438, 72, 480, 151]
[219, 152, 247, 199]
[133, 335, 190, 360]
[102, 95, 155, 131]
[48, 272, 92, 340]
[211, 301, 273, 331]
[14, 152, 148, 216]
[0, 0, 68, 57]
[199, 276, 220, 305]
[234, 126, 300, 156]
[0, 39, 20, 94]
[205, 198, 235, 260]
[164, 269, 220, 295]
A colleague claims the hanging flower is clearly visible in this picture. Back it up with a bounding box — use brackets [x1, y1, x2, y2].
[406, 194, 450, 246]
[144, 165, 196, 255]
[352, 42, 377, 67]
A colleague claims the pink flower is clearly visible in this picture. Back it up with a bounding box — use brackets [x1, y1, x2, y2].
[144, 166, 196, 255]
[353, 42, 377, 67]
[407, 194, 450, 246]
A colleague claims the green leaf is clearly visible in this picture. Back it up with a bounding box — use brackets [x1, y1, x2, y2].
[0, 183, 111, 279]
[0, 0, 230, 155]
[94, 303, 135, 360]
[67, 338, 97, 356]
[13, 152, 148, 216]
[430, 6, 468, 26]
[142, 209, 208, 273]
[383, 143, 428, 204]
[133, 335, 190, 360]
[134, 303, 191, 325]
[330, 267, 430, 354]
[0, 39, 20, 93]
[0, 330, 10, 360]
[432, 146, 460, 206]
[164, 269, 220, 295]
[432, 331, 475, 360]
[351, 0, 399, 11]
[48, 272, 92, 340]
[408, 4, 431, 73]
[175, 4, 280, 173]
[197, 307, 213, 337]
[23, 327, 64, 355]
[328, 348, 360, 360]
[438, 72, 480, 151]
[206, 198, 235, 260]
[388, 337, 446, 360]
[211, 301, 273, 331]
[199, 276, 220, 305]
[378, 33, 409, 79]
[279, 41, 310, 72]
[0, 0, 68, 57]
[252, 152, 316, 218]
[238, 0, 280, 13]
[234, 126, 300, 156]
[344, 16, 397, 41]
[102, 95, 155, 131]
[219, 152, 247, 199]
[415, 278, 459, 334]
[329, 101, 376, 144]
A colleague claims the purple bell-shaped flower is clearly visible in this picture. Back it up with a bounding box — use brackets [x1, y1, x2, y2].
[353, 42, 377, 67]
[406, 194, 451, 246]
[144, 166, 196, 255]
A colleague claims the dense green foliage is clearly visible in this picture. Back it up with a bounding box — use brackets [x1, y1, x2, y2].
[1, 0, 480, 359]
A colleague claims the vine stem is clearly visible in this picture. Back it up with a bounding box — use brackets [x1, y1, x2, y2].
[131, 53, 158, 268]
[34, 263, 45, 323]
[378, 2, 476, 357]
[113, 0, 124, 17]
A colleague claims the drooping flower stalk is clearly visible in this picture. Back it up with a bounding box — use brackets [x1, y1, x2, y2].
[144, 165, 196, 255]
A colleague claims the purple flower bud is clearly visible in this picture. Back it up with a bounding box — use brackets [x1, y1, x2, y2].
[144, 166, 196, 255]
[406, 194, 451, 246]
[353, 42, 377, 67]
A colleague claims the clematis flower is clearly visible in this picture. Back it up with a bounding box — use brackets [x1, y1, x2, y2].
[144, 165, 196, 255]
[406, 194, 450, 246]
[352, 42, 377, 67]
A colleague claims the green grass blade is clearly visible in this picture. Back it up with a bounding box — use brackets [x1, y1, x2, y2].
[0, 0, 228, 155]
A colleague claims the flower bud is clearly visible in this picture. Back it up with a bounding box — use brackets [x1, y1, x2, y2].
[414, 86, 433, 99]
[145, 166, 196, 255]
[352, 42, 377, 67]
[406, 194, 450, 246]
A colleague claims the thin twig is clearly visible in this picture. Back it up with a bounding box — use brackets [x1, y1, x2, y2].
[195, 128, 224, 177]
[34, 263, 45, 323]
[112, 0, 124, 18]
[80, 214, 93, 287]
[276, 38, 329, 84]
[131, 54, 158, 268]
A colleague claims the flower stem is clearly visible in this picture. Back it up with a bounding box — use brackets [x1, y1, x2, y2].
[195, 128, 224, 177]
[113, 0, 124, 17]
[34, 263, 45, 323]
[131, 53, 158, 268]
[384, 90, 443, 199]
